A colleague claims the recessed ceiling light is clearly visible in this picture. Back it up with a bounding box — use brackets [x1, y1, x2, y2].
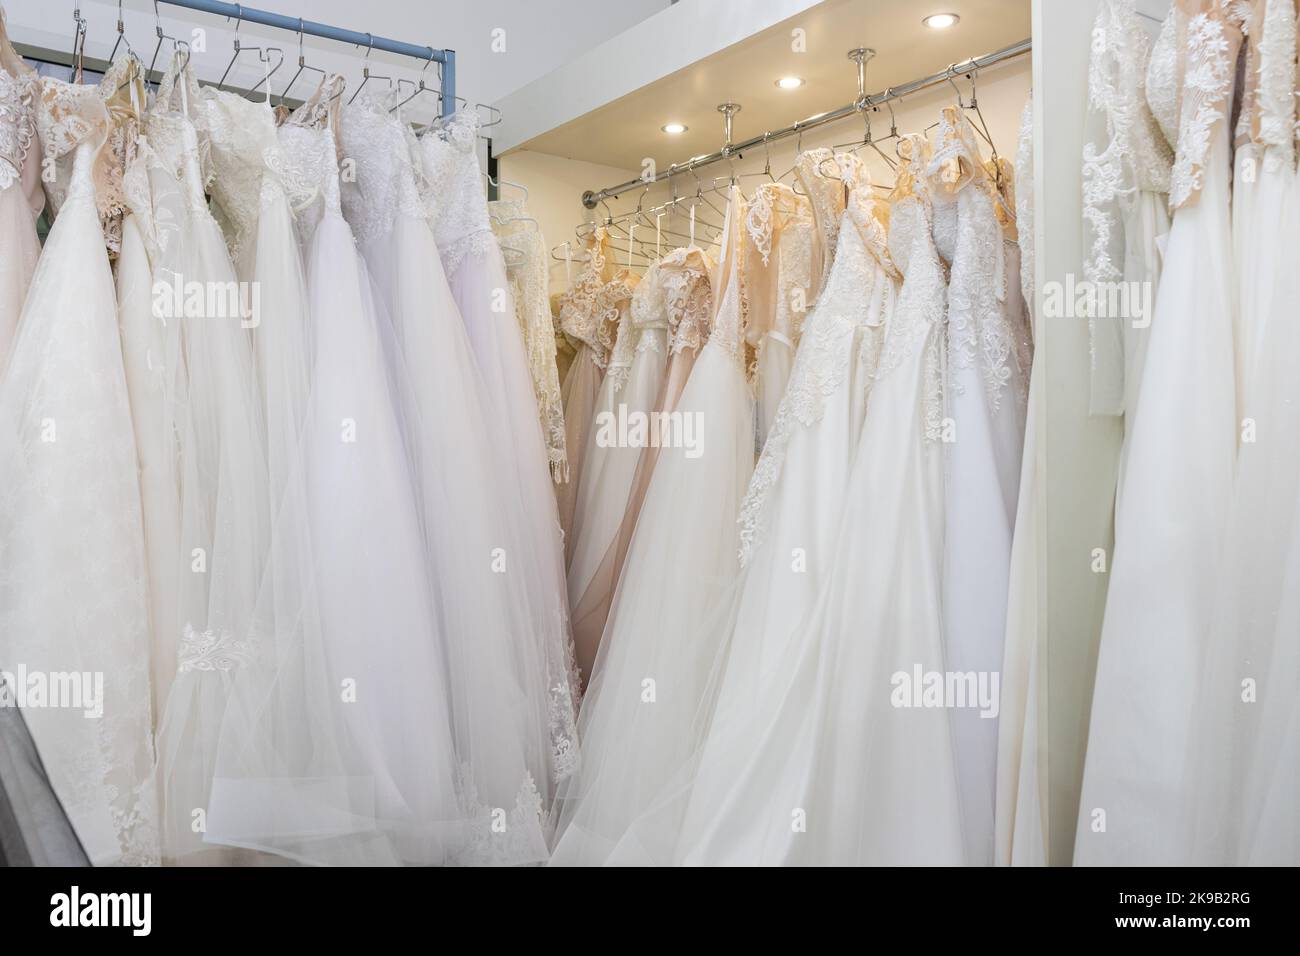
[661, 122, 687, 134]
[775, 76, 804, 89]
[923, 13, 959, 29]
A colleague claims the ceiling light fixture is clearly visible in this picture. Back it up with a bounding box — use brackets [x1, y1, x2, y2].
[775, 76, 804, 89]
[923, 13, 959, 29]
[661, 122, 687, 134]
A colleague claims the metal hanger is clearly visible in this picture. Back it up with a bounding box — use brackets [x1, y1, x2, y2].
[107, 0, 134, 63]
[391, 55, 437, 112]
[348, 35, 393, 104]
[280, 18, 326, 107]
[70, 4, 88, 82]
[217, 9, 283, 93]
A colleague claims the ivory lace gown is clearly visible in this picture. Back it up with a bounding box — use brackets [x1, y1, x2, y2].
[671, 154, 948, 867]
[549, 187, 755, 866]
[566, 243, 717, 686]
[555, 229, 616, 552]
[1082, 0, 1173, 438]
[928, 107, 1031, 866]
[1075, 0, 1243, 866]
[0, 73, 157, 866]
[1181, 0, 1298, 866]
[742, 181, 815, 448]
[342, 92, 568, 858]
[566, 267, 662, 680]
[0, 21, 40, 368]
[490, 198, 568, 482]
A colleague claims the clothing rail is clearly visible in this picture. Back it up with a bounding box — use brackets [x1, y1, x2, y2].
[156, 0, 456, 115]
[581, 37, 1030, 209]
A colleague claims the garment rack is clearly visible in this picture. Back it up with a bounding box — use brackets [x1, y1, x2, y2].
[155, 0, 456, 116]
[581, 37, 1030, 209]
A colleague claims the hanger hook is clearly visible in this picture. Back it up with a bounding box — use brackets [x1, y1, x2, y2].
[944, 64, 966, 109]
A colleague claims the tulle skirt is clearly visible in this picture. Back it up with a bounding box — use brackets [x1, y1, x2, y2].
[1073, 135, 1238, 866]
[0, 169, 157, 866]
[205, 211, 464, 866]
[566, 331, 668, 681]
[549, 342, 754, 866]
[363, 216, 559, 861]
[1180, 154, 1298, 866]
[557, 347, 604, 557]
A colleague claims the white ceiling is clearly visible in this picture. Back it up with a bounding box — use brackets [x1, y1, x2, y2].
[504, 0, 1031, 169]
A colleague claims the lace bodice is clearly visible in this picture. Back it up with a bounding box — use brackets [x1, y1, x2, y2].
[1083, 0, 1176, 293]
[796, 148, 847, 301]
[743, 182, 815, 351]
[35, 77, 107, 211]
[201, 88, 308, 259]
[594, 271, 640, 387]
[0, 63, 37, 195]
[1015, 98, 1036, 335]
[736, 167, 898, 565]
[340, 92, 428, 241]
[1252, 0, 1297, 164]
[1163, 0, 1245, 209]
[657, 245, 715, 356]
[490, 199, 569, 481]
[418, 107, 494, 275]
[278, 77, 346, 241]
[929, 106, 1031, 413]
[557, 228, 615, 354]
[144, 57, 209, 218]
[598, 269, 639, 392]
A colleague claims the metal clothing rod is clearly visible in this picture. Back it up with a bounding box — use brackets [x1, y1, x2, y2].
[156, 0, 456, 115]
[581, 37, 1030, 209]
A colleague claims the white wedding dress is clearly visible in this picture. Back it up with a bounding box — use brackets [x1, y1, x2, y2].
[994, 96, 1048, 866]
[137, 58, 271, 864]
[1075, 2, 1243, 865]
[204, 78, 461, 866]
[1082, 0, 1173, 436]
[549, 187, 756, 866]
[1180, 0, 1298, 867]
[341, 92, 563, 860]
[674, 149, 958, 866]
[565, 268, 648, 677]
[928, 107, 1031, 866]
[0, 75, 158, 866]
[418, 108, 580, 774]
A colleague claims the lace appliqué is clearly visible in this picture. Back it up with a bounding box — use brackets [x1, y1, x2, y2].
[1169, 11, 1236, 209]
[177, 624, 253, 673]
[0, 67, 35, 192]
[453, 765, 548, 866]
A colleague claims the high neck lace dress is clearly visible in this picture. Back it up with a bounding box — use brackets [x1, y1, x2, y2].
[565, 267, 646, 679]
[929, 106, 1032, 866]
[742, 181, 816, 449]
[1075, 0, 1244, 866]
[554, 229, 616, 552]
[549, 187, 756, 866]
[0, 72, 157, 866]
